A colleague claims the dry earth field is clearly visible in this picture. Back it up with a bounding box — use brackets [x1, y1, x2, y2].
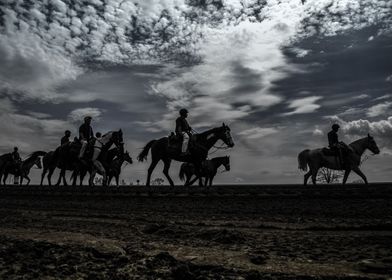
[0, 184, 391, 279]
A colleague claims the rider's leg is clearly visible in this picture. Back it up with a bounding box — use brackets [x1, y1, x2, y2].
[79, 140, 87, 158]
[181, 132, 190, 154]
[92, 146, 106, 185]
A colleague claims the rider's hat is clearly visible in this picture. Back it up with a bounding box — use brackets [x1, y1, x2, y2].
[84, 116, 92, 121]
[179, 108, 188, 116]
[13, 146, 18, 150]
[332, 123, 340, 130]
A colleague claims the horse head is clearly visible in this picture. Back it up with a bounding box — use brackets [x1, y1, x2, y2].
[223, 156, 230, 171]
[218, 123, 234, 148]
[111, 129, 124, 147]
[367, 134, 380, 154]
[124, 151, 133, 164]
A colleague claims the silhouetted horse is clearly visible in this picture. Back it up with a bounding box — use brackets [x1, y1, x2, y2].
[298, 134, 380, 185]
[108, 150, 133, 186]
[52, 146, 121, 186]
[2, 151, 46, 185]
[179, 156, 230, 187]
[41, 130, 123, 186]
[138, 123, 234, 186]
[74, 146, 132, 187]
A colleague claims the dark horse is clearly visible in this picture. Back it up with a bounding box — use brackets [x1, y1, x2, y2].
[75, 147, 133, 187]
[41, 130, 123, 186]
[44, 146, 121, 186]
[138, 123, 234, 186]
[179, 156, 230, 187]
[298, 134, 380, 185]
[1, 151, 46, 185]
[107, 150, 133, 186]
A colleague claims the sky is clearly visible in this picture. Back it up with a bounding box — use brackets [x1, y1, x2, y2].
[1, 0, 392, 185]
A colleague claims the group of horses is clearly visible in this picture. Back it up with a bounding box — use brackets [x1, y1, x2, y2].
[0, 130, 129, 187]
[0, 122, 381, 186]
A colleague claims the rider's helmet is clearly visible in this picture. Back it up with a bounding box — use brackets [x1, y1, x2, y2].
[84, 116, 92, 122]
[65, 130, 71, 135]
[13, 147, 18, 151]
[95, 132, 102, 138]
[179, 108, 188, 116]
[332, 123, 340, 131]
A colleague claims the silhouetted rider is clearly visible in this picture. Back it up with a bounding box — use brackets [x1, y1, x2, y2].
[11, 147, 22, 174]
[61, 130, 71, 146]
[78, 116, 94, 159]
[11, 147, 21, 163]
[175, 108, 192, 155]
[328, 124, 345, 166]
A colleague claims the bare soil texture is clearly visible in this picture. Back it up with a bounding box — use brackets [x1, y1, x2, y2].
[0, 184, 391, 279]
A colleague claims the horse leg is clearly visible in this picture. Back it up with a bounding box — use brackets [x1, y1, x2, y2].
[25, 176, 31, 186]
[62, 169, 68, 186]
[89, 169, 96, 186]
[342, 169, 351, 185]
[80, 173, 84, 186]
[352, 166, 368, 184]
[71, 170, 78, 186]
[40, 168, 47, 186]
[311, 167, 319, 185]
[3, 173, 8, 185]
[304, 170, 311, 186]
[162, 159, 174, 187]
[48, 167, 55, 186]
[184, 174, 191, 186]
[115, 175, 119, 187]
[146, 159, 159, 187]
[209, 175, 214, 187]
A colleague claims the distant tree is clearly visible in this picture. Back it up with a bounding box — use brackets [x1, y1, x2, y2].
[317, 168, 343, 184]
[151, 178, 164, 186]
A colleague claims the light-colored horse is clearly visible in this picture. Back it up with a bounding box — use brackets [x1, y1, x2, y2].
[298, 134, 380, 185]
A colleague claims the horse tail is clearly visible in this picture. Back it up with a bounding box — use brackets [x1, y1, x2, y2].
[137, 140, 156, 162]
[179, 164, 186, 181]
[298, 149, 310, 171]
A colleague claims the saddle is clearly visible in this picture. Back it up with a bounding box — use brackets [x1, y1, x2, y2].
[168, 132, 196, 152]
[321, 147, 337, 156]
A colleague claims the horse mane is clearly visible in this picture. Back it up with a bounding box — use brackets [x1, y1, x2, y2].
[349, 136, 367, 147]
[24, 151, 46, 161]
[198, 127, 221, 138]
[0, 153, 12, 159]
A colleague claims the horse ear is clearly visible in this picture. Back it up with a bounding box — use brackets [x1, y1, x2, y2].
[368, 133, 370, 138]
[222, 122, 226, 127]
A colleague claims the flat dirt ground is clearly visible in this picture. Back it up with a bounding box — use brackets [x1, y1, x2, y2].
[0, 184, 391, 279]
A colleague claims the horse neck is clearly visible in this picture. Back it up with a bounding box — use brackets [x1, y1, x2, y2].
[112, 157, 124, 171]
[211, 157, 224, 170]
[199, 128, 220, 150]
[349, 138, 367, 156]
[101, 132, 113, 145]
[22, 156, 37, 169]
